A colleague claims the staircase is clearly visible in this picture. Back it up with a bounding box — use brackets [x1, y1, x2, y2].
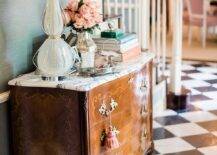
[103, 0, 169, 113]
[149, 0, 169, 113]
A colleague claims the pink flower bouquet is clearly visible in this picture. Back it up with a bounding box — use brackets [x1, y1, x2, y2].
[63, 0, 103, 32]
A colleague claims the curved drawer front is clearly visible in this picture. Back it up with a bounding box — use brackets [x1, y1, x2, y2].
[88, 73, 134, 127]
[88, 62, 153, 155]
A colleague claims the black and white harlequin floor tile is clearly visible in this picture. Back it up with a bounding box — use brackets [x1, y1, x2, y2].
[153, 61, 217, 155]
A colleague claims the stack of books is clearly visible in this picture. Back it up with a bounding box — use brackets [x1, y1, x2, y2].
[93, 33, 141, 62]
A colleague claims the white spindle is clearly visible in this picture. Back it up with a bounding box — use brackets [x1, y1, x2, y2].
[156, 0, 161, 64]
[128, 0, 132, 32]
[106, 0, 111, 16]
[151, 0, 156, 54]
[135, 0, 139, 34]
[138, 0, 142, 46]
[170, 0, 183, 94]
[140, 0, 150, 50]
[121, 0, 126, 31]
[104, 0, 152, 49]
[162, 0, 167, 75]
[114, 0, 118, 14]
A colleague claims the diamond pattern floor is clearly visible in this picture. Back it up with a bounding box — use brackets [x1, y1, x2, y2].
[153, 61, 217, 155]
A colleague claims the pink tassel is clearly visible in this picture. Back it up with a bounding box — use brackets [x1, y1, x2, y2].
[105, 126, 120, 150]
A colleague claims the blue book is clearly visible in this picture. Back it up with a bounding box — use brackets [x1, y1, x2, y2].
[93, 33, 137, 45]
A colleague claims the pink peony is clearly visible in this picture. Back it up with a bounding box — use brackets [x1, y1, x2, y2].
[79, 4, 93, 20]
[65, 0, 102, 30]
[85, 18, 95, 28]
[66, 0, 79, 11]
[74, 14, 86, 28]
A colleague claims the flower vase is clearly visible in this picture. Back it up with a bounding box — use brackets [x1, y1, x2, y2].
[76, 32, 97, 72]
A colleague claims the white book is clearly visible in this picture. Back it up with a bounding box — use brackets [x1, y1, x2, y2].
[96, 38, 139, 53]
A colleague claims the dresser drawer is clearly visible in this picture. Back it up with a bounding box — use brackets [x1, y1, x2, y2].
[88, 67, 151, 127]
[88, 62, 153, 155]
[88, 73, 135, 127]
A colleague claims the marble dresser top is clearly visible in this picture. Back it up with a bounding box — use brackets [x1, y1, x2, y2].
[8, 52, 154, 92]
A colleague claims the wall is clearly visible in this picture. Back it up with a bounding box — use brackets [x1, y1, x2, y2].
[0, 0, 101, 92]
[0, 0, 69, 153]
[0, 0, 102, 153]
[0, 0, 47, 153]
[0, 0, 102, 92]
[0, 0, 46, 92]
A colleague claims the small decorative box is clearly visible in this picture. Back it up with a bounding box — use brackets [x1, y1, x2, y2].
[101, 29, 124, 39]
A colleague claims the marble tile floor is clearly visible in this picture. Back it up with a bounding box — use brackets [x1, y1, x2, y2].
[153, 61, 217, 155]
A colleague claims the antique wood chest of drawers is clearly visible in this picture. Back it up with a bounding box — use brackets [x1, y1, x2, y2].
[8, 53, 154, 155]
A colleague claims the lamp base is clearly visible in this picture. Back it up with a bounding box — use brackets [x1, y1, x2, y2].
[35, 67, 77, 82]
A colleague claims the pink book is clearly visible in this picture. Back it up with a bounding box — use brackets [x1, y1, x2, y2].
[121, 45, 141, 62]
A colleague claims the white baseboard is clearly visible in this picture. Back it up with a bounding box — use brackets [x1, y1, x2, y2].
[0, 91, 10, 104]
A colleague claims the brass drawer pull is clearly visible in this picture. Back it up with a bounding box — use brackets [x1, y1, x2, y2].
[140, 79, 148, 93]
[141, 110, 148, 118]
[128, 77, 134, 83]
[141, 127, 148, 141]
[140, 103, 147, 117]
[143, 129, 148, 139]
[141, 127, 148, 150]
[140, 80, 148, 89]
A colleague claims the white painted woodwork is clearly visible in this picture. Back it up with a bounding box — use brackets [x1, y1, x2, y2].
[153, 79, 167, 114]
[151, 0, 168, 113]
[135, 0, 139, 34]
[170, 0, 183, 95]
[104, 0, 150, 49]
[202, 0, 207, 48]
[156, 0, 161, 63]
[114, 0, 118, 14]
[151, 0, 156, 54]
[0, 91, 10, 104]
[141, 0, 150, 50]
[128, 0, 132, 32]
[138, 0, 142, 46]
[168, 0, 174, 36]
[162, 0, 167, 75]
[150, 0, 167, 78]
[105, 0, 111, 15]
[104, 0, 168, 74]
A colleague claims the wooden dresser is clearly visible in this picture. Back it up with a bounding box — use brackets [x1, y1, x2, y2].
[8, 53, 154, 155]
